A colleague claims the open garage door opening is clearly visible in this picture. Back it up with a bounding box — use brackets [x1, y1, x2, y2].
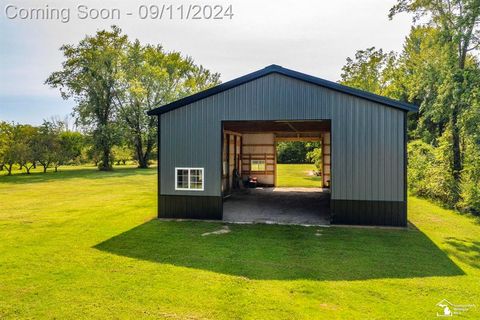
[221, 120, 331, 225]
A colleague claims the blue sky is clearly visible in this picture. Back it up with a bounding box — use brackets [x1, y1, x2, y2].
[0, 0, 412, 125]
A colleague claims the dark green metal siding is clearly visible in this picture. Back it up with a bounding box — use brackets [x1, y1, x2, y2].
[331, 200, 407, 226]
[159, 195, 222, 219]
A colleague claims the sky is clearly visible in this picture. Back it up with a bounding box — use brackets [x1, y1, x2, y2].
[0, 0, 413, 125]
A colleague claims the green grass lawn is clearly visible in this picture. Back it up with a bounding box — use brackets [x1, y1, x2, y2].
[276, 163, 322, 188]
[1, 165, 480, 319]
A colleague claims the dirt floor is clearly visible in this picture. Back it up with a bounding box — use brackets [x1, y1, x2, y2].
[223, 187, 331, 225]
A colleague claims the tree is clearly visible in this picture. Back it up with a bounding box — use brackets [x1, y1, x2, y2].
[389, 0, 480, 197]
[58, 131, 84, 166]
[276, 142, 320, 164]
[46, 26, 128, 171]
[306, 148, 322, 173]
[33, 121, 85, 173]
[85, 146, 101, 167]
[112, 145, 132, 165]
[392, 27, 450, 141]
[33, 122, 60, 173]
[0, 122, 9, 171]
[119, 41, 220, 168]
[15, 125, 38, 174]
[0, 122, 15, 175]
[340, 47, 396, 95]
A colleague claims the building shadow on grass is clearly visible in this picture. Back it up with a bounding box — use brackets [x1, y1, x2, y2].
[94, 220, 464, 281]
[443, 237, 480, 270]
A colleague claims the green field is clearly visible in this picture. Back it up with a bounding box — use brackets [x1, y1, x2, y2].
[1, 165, 480, 319]
[276, 163, 322, 188]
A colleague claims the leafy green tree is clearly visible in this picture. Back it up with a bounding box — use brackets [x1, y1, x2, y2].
[32, 122, 60, 173]
[306, 148, 322, 173]
[15, 125, 38, 174]
[340, 47, 397, 95]
[33, 121, 85, 172]
[389, 0, 480, 197]
[0, 122, 9, 171]
[46, 26, 128, 171]
[276, 142, 319, 164]
[393, 27, 449, 141]
[84, 145, 101, 167]
[0, 122, 16, 175]
[58, 131, 84, 166]
[119, 41, 220, 168]
[112, 145, 132, 165]
[408, 135, 458, 204]
[459, 137, 480, 213]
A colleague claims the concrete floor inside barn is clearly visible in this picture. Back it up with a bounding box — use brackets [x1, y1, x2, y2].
[223, 187, 331, 225]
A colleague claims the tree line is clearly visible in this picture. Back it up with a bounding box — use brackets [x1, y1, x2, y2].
[276, 142, 321, 164]
[0, 119, 142, 175]
[340, 0, 480, 213]
[0, 120, 84, 175]
[45, 26, 219, 171]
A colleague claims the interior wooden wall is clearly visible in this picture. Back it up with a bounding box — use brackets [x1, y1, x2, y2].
[322, 132, 331, 188]
[241, 133, 275, 186]
[221, 131, 242, 194]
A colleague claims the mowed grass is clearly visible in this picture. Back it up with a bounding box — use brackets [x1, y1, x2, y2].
[276, 163, 322, 188]
[1, 165, 480, 319]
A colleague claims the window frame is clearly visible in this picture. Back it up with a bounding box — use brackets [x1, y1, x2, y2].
[250, 159, 266, 172]
[175, 167, 205, 191]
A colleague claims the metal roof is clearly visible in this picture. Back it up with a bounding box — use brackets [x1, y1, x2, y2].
[147, 64, 418, 116]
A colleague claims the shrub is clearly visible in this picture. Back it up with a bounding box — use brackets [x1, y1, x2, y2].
[459, 175, 480, 214]
[407, 140, 435, 197]
[458, 139, 480, 214]
[407, 134, 456, 206]
[306, 148, 322, 173]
